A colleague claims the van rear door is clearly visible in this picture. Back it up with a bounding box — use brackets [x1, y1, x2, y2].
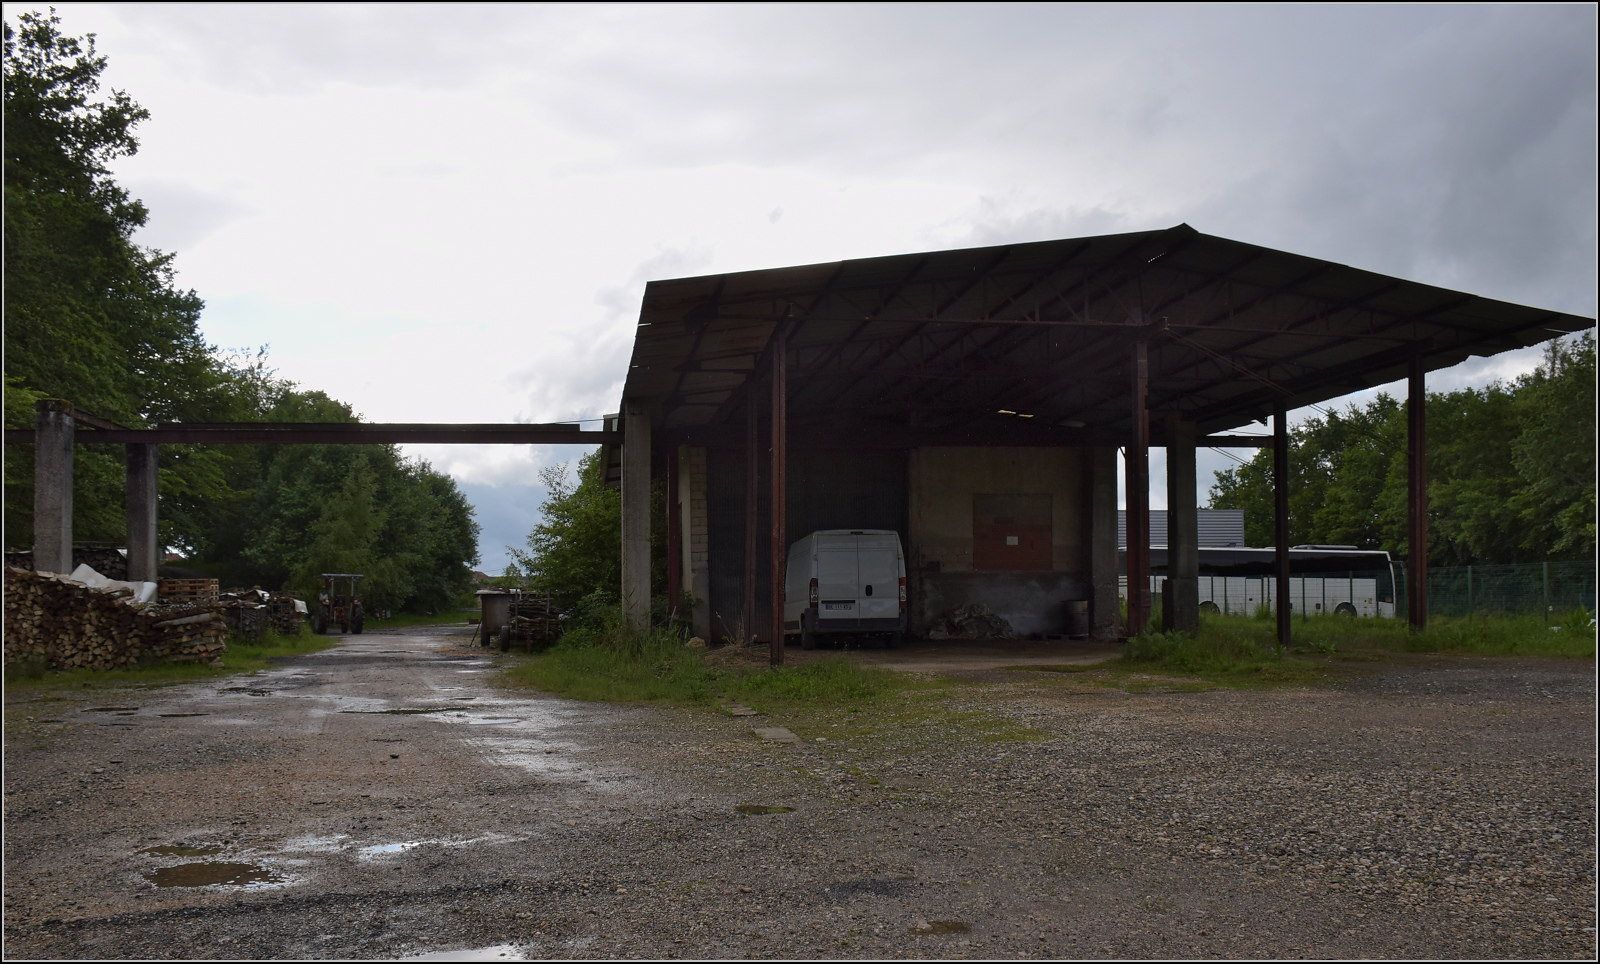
[815, 534, 858, 621]
[856, 534, 900, 621]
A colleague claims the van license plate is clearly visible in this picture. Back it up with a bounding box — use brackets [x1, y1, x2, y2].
[822, 602, 855, 611]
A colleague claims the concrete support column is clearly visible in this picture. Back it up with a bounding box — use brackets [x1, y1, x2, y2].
[125, 443, 160, 583]
[1407, 354, 1428, 631]
[666, 446, 681, 616]
[620, 399, 652, 632]
[1089, 445, 1120, 639]
[33, 399, 74, 574]
[1163, 417, 1199, 634]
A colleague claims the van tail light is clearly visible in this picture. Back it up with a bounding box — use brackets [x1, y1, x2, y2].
[809, 578, 818, 608]
[898, 576, 907, 611]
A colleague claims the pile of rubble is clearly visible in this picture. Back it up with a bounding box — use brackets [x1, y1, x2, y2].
[925, 602, 1017, 639]
[3, 565, 228, 671]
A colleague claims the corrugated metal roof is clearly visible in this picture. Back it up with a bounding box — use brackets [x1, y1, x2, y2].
[1118, 509, 1245, 549]
[622, 225, 1593, 440]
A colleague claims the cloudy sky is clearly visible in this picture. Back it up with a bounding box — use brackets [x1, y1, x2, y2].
[16, 4, 1597, 570]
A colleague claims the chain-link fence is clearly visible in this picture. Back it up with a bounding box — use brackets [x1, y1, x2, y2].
[1397, 560, 1596, 619]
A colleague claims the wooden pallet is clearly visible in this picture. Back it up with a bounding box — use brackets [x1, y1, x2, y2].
[158, 577, 219, 603]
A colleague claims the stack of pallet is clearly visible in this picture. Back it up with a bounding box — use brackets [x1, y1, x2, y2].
[3, 567, 228, 671]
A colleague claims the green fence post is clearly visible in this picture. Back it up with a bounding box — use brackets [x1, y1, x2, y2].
[1543, 561, 1550, 623]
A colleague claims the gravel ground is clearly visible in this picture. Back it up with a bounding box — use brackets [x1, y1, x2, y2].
[3, 628, 1594, 960]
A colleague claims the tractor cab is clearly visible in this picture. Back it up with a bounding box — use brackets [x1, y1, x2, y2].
[313, 573, 365, 635]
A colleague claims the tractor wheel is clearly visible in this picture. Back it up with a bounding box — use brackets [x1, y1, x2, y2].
[352, 605, 365, 635]
[499, 624, 513, 653]
[312, 610, 328, 635]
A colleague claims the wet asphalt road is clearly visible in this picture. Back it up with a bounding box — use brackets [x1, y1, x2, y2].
[3, 628, 1595, 960]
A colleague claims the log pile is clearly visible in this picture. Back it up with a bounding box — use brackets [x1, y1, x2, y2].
[3, 566, 228, 670]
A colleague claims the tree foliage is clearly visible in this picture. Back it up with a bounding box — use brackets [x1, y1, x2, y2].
[1208, 331, 1596, 564]
[511, 452, 622, 610]
[3, 13, 481, 611]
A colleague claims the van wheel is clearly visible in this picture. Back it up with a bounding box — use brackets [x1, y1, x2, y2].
[887, 631, 901, 650]
[800, 614, 816, 650]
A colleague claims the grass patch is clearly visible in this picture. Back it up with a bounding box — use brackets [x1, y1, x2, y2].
[1187, 609, 1596, 660]
[3, 626, 339, 693]
[1104, 608, 1596, 690]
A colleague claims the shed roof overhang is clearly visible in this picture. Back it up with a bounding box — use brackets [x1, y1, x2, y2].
[620, 224, 1594, 445]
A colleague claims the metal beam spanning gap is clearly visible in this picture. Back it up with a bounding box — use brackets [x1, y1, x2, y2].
[6, 424, 614, 445]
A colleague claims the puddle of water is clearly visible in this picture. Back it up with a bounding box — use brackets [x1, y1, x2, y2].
[357, 834, 516, 859]
[339, 708, 446, 715]
[83, 706, 139, 713]
[158, 713, 209, 718]
[912, 920, 971, 935]
[144, 862, 284, 888]
[142, 844, 225, 857]
[467, 718, 521, 725]
[400, 944, 526, 961]
[735, 805, 793, 815]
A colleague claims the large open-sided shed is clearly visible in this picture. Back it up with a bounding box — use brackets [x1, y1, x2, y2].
[616, 224, 1592, 658]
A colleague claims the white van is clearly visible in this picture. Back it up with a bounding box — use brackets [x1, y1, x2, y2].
[784, 530, 907, 649]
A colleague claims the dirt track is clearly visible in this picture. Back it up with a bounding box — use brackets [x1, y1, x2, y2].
[3, 628, 1594, 960]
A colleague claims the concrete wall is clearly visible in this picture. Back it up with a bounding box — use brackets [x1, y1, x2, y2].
[907, 447, 1091, 637]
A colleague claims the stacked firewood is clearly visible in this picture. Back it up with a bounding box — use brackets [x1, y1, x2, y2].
[3, 566, 228, 670]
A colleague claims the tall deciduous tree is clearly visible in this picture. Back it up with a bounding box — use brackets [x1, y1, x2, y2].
[1207, 332, 1596, 564]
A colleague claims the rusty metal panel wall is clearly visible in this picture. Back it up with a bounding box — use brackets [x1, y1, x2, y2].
[706, 447, 907, 643]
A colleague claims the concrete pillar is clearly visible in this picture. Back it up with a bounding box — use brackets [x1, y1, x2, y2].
[620, 399, 652, 632]
[125, 443, 160, 583]
[1163, 418, 1199, 633]
[1089, 445, 1120, 639]
[32, 399, 74, 574]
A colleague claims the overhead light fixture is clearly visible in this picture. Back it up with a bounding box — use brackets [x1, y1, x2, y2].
[1017, 413, 1035, 419]
[997, 409, 1016, 415]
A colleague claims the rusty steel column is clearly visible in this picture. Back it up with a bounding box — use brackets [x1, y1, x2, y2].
[764, 318, 784, 662]
[1408, 354, 1428, 631]
[743, 381, 758, 646]
[1125, 339, 1151, 636]
[33, 399, 75, 574]
[125, 442, 160, 583]
[666, 446, 681, 620]
[1273, 399, 1291, 649]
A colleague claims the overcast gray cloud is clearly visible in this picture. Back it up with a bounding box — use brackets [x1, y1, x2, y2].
[16, 3, 1594, 569]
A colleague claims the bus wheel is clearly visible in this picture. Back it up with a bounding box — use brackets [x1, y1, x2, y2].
[1334, 602, 1358, 617]
[1199, 601, 1220, 615]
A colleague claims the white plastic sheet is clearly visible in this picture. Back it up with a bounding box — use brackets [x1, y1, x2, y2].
[65, 563, 159, 605]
